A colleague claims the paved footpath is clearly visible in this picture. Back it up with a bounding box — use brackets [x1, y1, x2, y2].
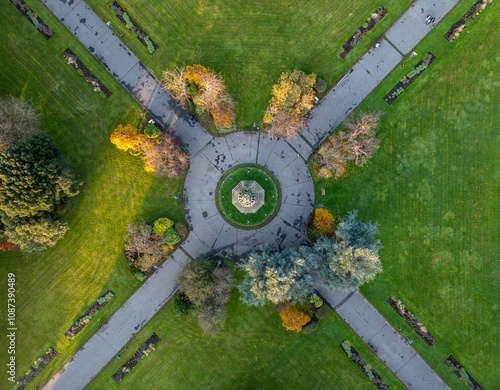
[40, 0, 459, 388]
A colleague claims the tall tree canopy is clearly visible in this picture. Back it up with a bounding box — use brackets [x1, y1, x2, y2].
[312, 210, 382, 290]
[0, 133, 80, 252]
[239, 211, 382, 305]
[239, 245, 314, 306]
[263, 69, 317, 139]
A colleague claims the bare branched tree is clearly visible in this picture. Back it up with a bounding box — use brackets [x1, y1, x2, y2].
[0, 96, 39, 153]
[139, 132, 190, 178]
[161, 66, 189, 106]
[317, 112, 380, 178]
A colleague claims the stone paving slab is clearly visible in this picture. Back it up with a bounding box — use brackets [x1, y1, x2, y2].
[179, 233, 211, 260]
[281, 181, 315, 207]
[183, 154, 220, 202]
[358, 40, 403, 83]
[315, 286, 353, 308]
[256, 134, 278, 166]
[119, 65, 167, 106]
[202, 137, 235, 173]
[396, 354, 450, 390]
[274, 155, 314, 187]
[224, 132, 259, 165]
[285, 135, 313, 159]
[211, 222, 238, 258]
[276, 204, 311, 233]
[171, 116, 214, 157]
[261, 138, 300, 175]
[191, 214, 227, 249]
[367, 325, 418, 371]
[41, 0, 80, 19]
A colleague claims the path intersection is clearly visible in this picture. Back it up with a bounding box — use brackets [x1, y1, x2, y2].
[41, 0, 460, 388]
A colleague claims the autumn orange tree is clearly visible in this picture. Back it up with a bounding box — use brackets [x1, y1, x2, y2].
[311, 208, 336, 239]
[279, 304, 310, 332]
[315, 112, 380, 179]
[162, 64, 236, 133]
[263, 69, 317, 139]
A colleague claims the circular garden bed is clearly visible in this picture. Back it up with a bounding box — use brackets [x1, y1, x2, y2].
[216, 164, 281, 229]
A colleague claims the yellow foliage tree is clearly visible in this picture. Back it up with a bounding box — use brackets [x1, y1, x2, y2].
[312, 208, 336, 238]
[279, 304, 310, 332]
[264, 69, 317, 139]
[110, 124, 146, 152]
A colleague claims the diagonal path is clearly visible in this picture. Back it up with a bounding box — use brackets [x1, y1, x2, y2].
[40, 0, 459, 388]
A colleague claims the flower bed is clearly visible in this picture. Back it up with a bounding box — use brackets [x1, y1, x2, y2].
[444, 355, 483, 390]
[108, 2, 158, 54]
[15, 348, 58, 390]
[9, 0, 54, 40]
[112, 333, 161, 383]
[383, 53, 435, 105]
[339, 6, 388, 59]
[64, 290, 114, 340]
[339, 340, 389, 390]
[386, 294, 436, 346]
[62, 48, 112, 99]
[443, 0, 492, 42]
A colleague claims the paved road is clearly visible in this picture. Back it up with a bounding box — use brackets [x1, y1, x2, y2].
[40, 0, 459, 388]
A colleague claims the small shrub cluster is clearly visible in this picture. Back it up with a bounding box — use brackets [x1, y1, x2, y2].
[309, 208, 336, 239]
[404, 63, 428, 80]
[0, 240, 20, 251]
[388, 87, 404, 100]
[122, 12, 134, 29]
[309, 294, 324, 308]
[97, 291, 114, 305]
[162, 65, 236, 133]
[125, 218, 186, 272]
[154, 217, 182, 246]
[279, 304, 310, 332]
[144, 35, 155, 54]
[263, 69, 317, 139]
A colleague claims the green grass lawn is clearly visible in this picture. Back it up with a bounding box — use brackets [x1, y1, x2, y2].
[87, 274, 406, 390]
[0, 1, 185, 388]
[313, 1, 499, 388]
[86, 0, 412, 128]
[217, 164, 281, 229]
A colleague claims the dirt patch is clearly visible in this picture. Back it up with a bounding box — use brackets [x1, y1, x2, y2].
[62, 48, 112, 99]
[108, 2, 158, 54]
[444, 355, 483, 390]
[340, 340, 389, 389]
[64, 290, 114, 339]
[386, 294, 436, 346]
[339, 6, 388, 59]
[383, 52, 435, 105]
[10, 0, 54, 40]
[112, 333, 161, 383]
[15, 348, 58, 390]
